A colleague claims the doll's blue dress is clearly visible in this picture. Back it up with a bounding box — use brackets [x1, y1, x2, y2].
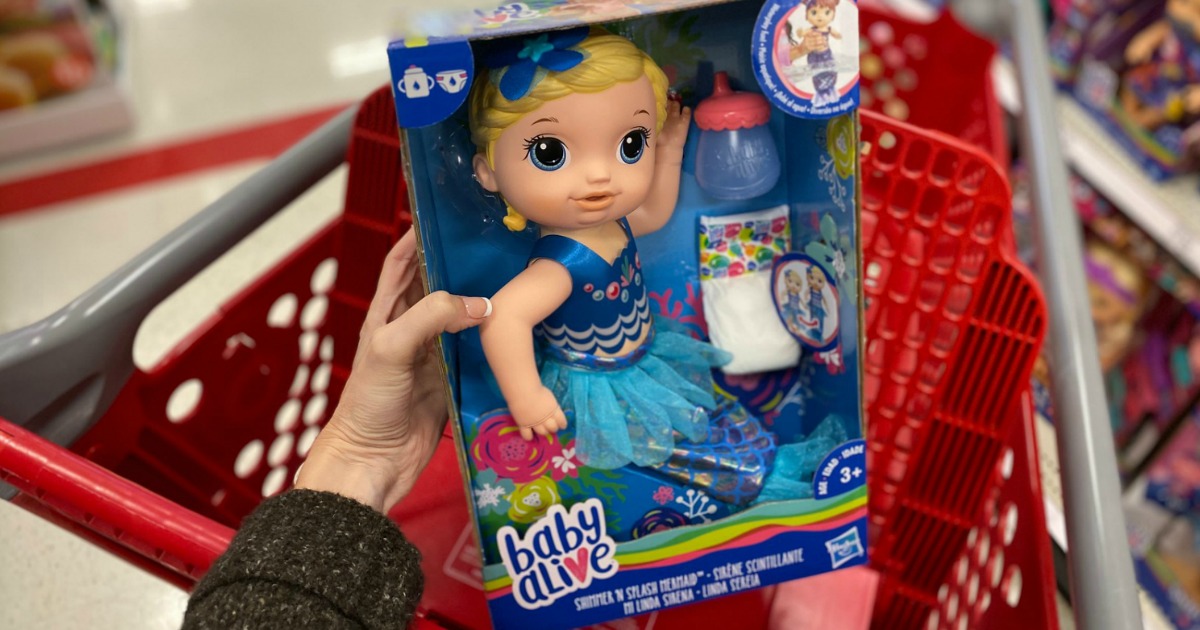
[782, 291, 804, 331]
[532, 219, 728, 467]
[809, 286, 826, 336]
[529, 219, 842, 508]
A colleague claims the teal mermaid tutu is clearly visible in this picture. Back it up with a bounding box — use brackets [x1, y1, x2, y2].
[540, 317, 730, 470]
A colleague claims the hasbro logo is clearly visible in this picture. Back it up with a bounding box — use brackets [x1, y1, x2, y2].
[825, 527, 865, 569]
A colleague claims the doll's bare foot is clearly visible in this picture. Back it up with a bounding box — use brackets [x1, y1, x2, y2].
[512, 385, 569, 441]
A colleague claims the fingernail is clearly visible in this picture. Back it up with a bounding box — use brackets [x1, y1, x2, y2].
[464, 296, 492, 318]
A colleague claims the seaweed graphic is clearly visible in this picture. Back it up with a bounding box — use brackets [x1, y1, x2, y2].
[818, 155, 852, 215]
[814, 122, 855, 215]
[563, 467, 625, 502]
[560, 469, 628, 532]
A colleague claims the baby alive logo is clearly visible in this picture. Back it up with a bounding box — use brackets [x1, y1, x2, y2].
[498, 498, 619, 610]
[825, 527, 865, 569]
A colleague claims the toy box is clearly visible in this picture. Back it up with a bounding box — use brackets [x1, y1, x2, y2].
[1048, 0, 1146, 87]
[1070, 173, 1200, 319]
[1128, 412, 1200, 629]
[1069, 0, 1200, 179]
[388, 2, 865, 628]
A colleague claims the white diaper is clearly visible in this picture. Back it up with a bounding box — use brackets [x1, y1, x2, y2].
[699, 206, 801, 375]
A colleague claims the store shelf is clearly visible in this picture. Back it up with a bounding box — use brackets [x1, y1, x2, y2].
[1140, 590, 1174, 630]
[993, 59, 1200, 278]
[0, 0, 134, 161]
[1057, 99, 1200, 276]
[0, 82, 134, 161]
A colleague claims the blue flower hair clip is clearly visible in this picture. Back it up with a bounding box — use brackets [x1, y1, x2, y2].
[485, 26, 589, 101]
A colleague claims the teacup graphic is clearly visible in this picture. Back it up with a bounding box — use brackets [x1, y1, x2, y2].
[436, 69, 469, 94]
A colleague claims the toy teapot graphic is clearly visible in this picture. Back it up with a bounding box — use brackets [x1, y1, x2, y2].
[399, 65, 436, 99]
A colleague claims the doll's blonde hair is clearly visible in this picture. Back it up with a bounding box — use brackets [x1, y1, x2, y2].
[468, 26, 670, 231]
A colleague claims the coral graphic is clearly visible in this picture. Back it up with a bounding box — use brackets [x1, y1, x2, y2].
[674, 488, 718, 523]
[649, 282, 706, 338]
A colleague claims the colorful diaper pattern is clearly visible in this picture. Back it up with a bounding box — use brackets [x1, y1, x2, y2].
[699, 206, 791, 280]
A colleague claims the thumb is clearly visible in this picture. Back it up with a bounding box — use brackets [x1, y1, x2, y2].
[372, 291, 491, 367]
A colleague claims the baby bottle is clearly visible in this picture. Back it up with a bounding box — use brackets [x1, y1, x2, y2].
[694, 71, 781, 200]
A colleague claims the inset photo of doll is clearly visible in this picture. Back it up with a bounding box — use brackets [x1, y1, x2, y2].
[772, 0, 860, 110]
[772, 254, 840, 350]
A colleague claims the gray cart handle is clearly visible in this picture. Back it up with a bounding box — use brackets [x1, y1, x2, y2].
[0, 106, 356, 456]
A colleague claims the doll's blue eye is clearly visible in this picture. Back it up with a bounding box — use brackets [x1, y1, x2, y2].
[619, 129, 648, 164]
[527, 137, 568, 171]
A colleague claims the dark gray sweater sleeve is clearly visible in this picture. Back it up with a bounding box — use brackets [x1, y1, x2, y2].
[183, 489, 424, 629]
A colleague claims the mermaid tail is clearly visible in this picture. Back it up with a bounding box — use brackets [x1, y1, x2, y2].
[754, 415, 850, 504]
[651, 401, 778, 507]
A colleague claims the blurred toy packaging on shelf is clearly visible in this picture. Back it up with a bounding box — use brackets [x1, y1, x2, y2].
[1048, 0, 1148, 88]
[1055, 0, 1200, 179]
[1127, 411, 1200, 629]
[1013, 167, 1200, 468]
[1066, 175, 1200, 465]
[0, 0, 131, 158]
[1071, 174, 1200, 319]
[387, 2, 865, 629]
[1099, 267, 1199, 461]
[0, 0, 96, 109]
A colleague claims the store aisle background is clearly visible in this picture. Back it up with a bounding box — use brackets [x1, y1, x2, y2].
[0, 1, 484, 627]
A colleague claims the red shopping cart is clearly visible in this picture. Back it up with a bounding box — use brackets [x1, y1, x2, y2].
[858, 6, 1009, 165]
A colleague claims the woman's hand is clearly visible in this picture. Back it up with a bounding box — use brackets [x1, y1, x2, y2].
[295, 230, 490, 513]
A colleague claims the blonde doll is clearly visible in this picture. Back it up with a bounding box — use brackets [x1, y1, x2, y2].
[806, 264, 829, 337]
[469, 27, 743, 473]
[781, 268, 806, 335]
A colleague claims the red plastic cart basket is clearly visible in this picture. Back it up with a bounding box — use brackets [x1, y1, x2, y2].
[858, 5, 1009, 166]
[0, 83, 1053, 629]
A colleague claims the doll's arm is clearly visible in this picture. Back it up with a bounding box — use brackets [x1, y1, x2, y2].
[627, 101, 692, 237]
[479, 259, 573, 440]
[1125, 20, 1170, 65]
[830, 28, 841, 39]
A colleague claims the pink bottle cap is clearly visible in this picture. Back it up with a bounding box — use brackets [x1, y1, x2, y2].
[694, 71, 772, 131]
